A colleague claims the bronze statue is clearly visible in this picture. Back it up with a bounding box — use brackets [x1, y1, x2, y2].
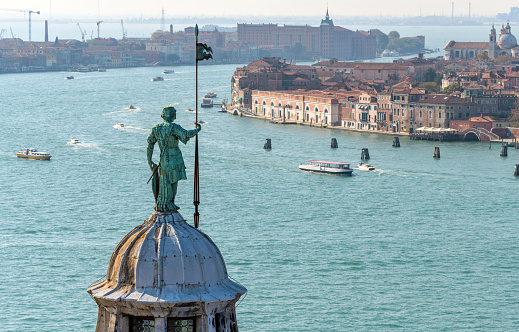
[147, 105, 201, 211]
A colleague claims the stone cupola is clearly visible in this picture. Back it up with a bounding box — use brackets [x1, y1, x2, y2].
[88, 211, 246, 332]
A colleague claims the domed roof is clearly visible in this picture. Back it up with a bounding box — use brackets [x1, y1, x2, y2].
[88, 211, 246, 305]
[498, 33, 517, 49]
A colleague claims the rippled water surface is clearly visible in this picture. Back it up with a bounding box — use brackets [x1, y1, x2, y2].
[1, 64, 519, 331]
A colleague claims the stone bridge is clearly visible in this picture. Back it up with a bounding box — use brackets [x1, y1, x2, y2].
[459, 127, 500, 141]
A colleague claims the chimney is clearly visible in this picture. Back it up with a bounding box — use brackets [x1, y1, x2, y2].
[45, 20, 48, 42]
[170, 24, 173, 35]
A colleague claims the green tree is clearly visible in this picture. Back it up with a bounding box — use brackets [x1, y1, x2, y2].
[442, 83, 464, 94]
[509, 100, 519, 127]
[370, 29, 389, 54]
[493, 53, 510, 64]
[422, 68, 437, 82]
[417, 82, 440, 93]
[477, 51, 489, 60]
[388, 31, 400, 40]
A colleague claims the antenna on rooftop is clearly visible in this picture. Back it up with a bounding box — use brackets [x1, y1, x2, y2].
[161, 7, 165, 31]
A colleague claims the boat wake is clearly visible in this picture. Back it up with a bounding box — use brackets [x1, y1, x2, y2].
[113, 125, 147, 131]
[103, 107, 141, 115]
[68, 142, 99, 148]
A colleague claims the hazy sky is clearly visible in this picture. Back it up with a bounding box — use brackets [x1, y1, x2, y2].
[0, 0, 517, 19]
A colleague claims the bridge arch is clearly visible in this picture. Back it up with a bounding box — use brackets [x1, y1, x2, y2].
[463, 131, 479, 141]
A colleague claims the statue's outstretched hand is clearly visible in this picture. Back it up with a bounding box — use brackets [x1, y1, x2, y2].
[196, 123, 202, 132]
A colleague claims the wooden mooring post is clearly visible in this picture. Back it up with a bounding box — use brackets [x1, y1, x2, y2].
[361, 148, 370, 160]
[515, 164, 519, 176]
[433, 147, 440, 158]
[264, 138, 271, 150]
[500, 144, 508, 157]
[331, 138, 338, 148]
[392, 136, 400, 147]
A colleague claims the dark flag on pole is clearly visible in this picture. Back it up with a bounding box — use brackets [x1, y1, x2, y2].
[195, 25, 213, 62]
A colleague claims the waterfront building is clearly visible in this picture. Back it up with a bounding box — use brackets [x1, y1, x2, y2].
[237, 10, 377, 60]
[251, 90, 341, 125]
[444, 23, 519, 60]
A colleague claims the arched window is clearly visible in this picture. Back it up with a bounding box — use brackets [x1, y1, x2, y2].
[271, 102, 274, 106]
[296, 105, 300, 109]
[306, 106, 309, 111]
[315, 107, 319, 112]
[262, 101, 266, 105]
[324, 108, 328, 113]
[255, 100, 258, 104]
[278, 103, 282, 107]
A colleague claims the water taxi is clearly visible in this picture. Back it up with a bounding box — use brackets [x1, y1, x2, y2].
[299, 160, 353, 175]
[67, 138, 81, 145]
[201, 98, 213, 108]
[358, 162, 375, 171]
[66, 76, 74, 80]
[17, 148, 52, 160]
[163, 69, 175, 74]
[152, 76, 164, 81]
[205, 92, 217, 98]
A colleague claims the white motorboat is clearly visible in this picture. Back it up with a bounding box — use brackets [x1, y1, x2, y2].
[67, 137, 81, 145]
[205, 92, 217, 98]
[163, 69, 174, 74]
[299, 160, 353, 175]
[115, 123, 125, 128]
[358, 162, 375, 171]
[152, 76, 164, 81]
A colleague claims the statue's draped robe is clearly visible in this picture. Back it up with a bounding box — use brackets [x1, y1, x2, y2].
[147, 122, 198, 211]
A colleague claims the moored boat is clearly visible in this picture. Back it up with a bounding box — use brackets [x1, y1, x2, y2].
[205, 92, 217, 98]
[358, 162, 375, 171]
[299, 160, 353, 175]
[17, 148, 51, 160]
[201, 98, 213, 107]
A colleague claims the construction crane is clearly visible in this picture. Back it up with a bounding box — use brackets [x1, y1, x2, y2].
[76, 23, 86, 42]
[96, 20, 103, 39]
[0, 8, 40, 41]
[120, 19, 127, 40]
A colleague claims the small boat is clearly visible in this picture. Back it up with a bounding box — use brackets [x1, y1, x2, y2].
[129, 105, 136, 109]
[299, 160, 353, 175]
[152, 76, 164, 81]
[67, 137, 81, 145]
[201, 98, 213, 108]
[198, 120, 205, 124]
[163, 69, 175, 74]
[358, 162, 375, 171]
[185, 108, 195, 113]
[115, 123, 125, 128]
[66, 76, 74, 80]
[17, 148, 52, 160]
[205, 92, 217, 98]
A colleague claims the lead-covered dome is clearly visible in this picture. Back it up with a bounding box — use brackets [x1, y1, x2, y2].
[88, 211, 246, 305]
[498, 33, 517, 49]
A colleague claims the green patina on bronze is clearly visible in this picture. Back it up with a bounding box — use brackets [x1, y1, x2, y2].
[147, 105, 201, 211]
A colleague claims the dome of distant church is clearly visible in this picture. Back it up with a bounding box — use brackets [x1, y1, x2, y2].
[498, 33, 518, 49]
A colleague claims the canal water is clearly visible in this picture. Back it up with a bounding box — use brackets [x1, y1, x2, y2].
[1, 64, 519, 330]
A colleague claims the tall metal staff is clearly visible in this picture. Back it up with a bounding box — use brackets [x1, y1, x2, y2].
[194, 24, 213, 228]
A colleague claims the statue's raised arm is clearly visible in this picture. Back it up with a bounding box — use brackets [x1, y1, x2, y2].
[147, 105, 201, 212]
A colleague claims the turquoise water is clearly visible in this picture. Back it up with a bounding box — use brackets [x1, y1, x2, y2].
[1, 64, 519, 331]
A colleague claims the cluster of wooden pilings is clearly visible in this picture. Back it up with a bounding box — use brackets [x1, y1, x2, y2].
[262, 136, 519, 176]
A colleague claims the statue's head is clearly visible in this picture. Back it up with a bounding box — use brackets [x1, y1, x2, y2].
[161, 106, 177, 122]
